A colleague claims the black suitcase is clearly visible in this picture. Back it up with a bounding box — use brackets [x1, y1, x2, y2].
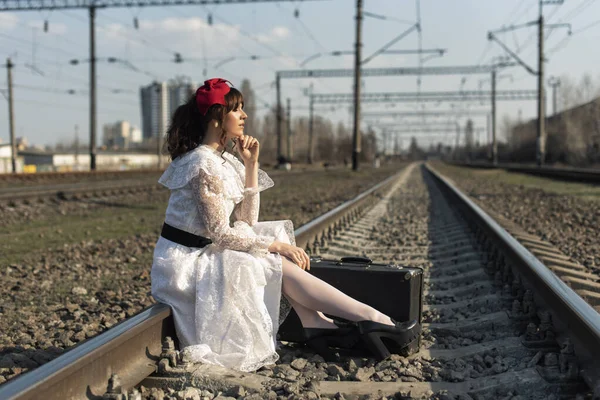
[278, 256, 423, 356]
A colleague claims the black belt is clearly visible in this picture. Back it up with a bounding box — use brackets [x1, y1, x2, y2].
[161, 223, 213, 248]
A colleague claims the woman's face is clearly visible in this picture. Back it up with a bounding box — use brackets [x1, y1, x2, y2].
[223, 105, 247, 139]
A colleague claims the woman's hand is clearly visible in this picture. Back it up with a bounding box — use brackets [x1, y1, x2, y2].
[235, 135, 260, 164]
[268, 241, 311, 271]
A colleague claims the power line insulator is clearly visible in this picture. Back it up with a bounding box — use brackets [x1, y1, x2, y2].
[44, 20, 49, 32]
[208, 14, 213, 26]
[294, 8, 299, 18]
[133, 17, 139, 30]
[174, 53, 183, 63]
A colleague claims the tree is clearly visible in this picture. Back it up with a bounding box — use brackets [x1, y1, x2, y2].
[408, 136, 423, 160]
[501, 115, 515, 147]
[464, 119, 474, 159]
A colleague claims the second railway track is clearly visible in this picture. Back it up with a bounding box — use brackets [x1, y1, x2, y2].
[1, 163, 599, 399]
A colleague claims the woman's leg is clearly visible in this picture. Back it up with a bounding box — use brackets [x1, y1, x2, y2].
[281, 257, 394, 326]
[283, 293, 338, 329]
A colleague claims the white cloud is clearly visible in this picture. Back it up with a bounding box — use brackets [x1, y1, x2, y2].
[255, 26, 290, 44]
[100, 17, 290, 58]
[0, 13, 19, 31]
[100, 17, 243, 57]
[272, 26, 290, 40]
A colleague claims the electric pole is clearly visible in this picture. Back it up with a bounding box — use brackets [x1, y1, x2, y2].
[1, 1, 310, 172]
[307, 84, 315, 164]
[89, 5, 97, 171]
[548, 76, 561, 116]
[286, 98, 292, 161]
[276, 73, 282, 164]
[487, 1, 567, 166]
[352, 0, 363, 171]
[7, 58, 16, 173]
[487, 113, 492, 159]
[537, 0, 546, 166]
[454, 122, 460, 160]
[491, 69, 498, 165]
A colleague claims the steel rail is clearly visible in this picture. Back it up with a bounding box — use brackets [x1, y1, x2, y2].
[0, 304, 176, 400]
[0, 180, 161, 202]
[0, 166, 407, 400]
[0, 169, 161, 182]
[0, 167, 351, 202]
[447, 161, 600, 184]
[426, 163, 600, 391]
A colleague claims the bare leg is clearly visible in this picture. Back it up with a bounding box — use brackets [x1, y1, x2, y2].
[283, 293, 337, 329]
[281, 257, 394, 326]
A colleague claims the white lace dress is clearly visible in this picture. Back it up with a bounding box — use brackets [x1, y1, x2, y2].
[151, 144, 295, 372]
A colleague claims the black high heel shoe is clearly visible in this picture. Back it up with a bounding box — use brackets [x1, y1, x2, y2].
[302, 325, 360, 362]
[357, 319, 421, 361]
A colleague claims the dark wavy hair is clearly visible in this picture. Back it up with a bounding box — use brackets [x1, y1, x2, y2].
[165, 87, 244, 160]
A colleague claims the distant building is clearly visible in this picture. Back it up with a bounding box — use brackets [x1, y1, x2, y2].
[140, 79, 195, 144]
[103, 121, 143, 150]
[103, 121, 130, 149]
[20, 149, 168, 172]
[510, 97, 600, 164]
[168, 82, 195, 118]
[0, 143, 24, 173]
[140, 82, 168, 142]
[16, 137, 28, 151]
[130, 126, 142, 144]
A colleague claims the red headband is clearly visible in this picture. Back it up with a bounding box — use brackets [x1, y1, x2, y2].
[195, 78, 232, 115]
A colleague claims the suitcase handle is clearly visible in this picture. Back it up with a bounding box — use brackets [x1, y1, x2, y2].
[339, 256, 373, 265]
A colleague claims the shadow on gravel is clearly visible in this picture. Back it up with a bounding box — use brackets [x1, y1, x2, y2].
[423, 166, 484, 312]
[67, 199, 158, 210]
[0, 345, 64, 372]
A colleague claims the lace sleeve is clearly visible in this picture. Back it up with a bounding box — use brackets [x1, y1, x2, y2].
[191, 170, 274, 257]
[233, 189, 260, 226]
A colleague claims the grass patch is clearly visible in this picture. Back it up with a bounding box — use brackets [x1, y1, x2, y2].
[2, 164, 405, 266]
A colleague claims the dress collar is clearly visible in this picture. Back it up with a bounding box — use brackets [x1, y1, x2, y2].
[200, 144, 226, 156]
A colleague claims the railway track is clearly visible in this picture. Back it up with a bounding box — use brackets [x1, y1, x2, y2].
[0, 165, 344, 204]
[0, 178, 162, 203]
[1, 163, 599, 399]
[448, 162, 600, 184]
[0, 169, 162, 187]
[0, 164, 342, 188]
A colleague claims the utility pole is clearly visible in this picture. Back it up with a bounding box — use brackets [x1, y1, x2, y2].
[1, 1, 308, 172]
[157, 121, 162, 169]
[454, 122, 460, 160]
[7, 58, 16, 173]
[307, 84, 315, 164]
[487, 1, 567, 166]
[491, 69, 498, 165]
[486, 113, 492, 159]
[276, 73, 282, 163]
[286, 98, 292, 161]
[548, 76, 561, 116]
[537, 0, 545, 166]
[89, 5, 97, 171]
[352, 0, 363, 171]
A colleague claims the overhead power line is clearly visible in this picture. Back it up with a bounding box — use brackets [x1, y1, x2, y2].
[277, 64, 514, 79]
[363, 110, 491, 117]
[0, 0, 323, 11]
[310, 90, 538, 104]
[1, 0, 323, 171]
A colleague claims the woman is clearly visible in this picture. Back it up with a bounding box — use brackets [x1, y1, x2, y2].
[151, 78, 415, 372]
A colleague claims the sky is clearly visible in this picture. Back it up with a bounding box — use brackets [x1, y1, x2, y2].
[1, 0, 600, 150]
